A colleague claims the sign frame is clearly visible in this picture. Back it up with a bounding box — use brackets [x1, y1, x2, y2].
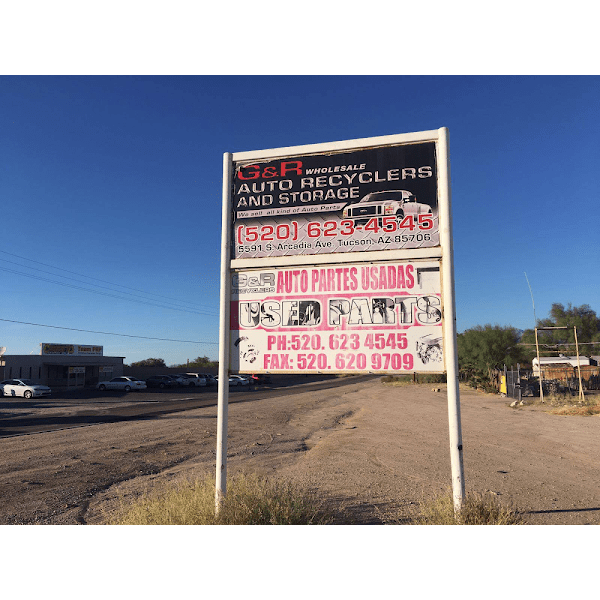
[216, 128, 464, 511]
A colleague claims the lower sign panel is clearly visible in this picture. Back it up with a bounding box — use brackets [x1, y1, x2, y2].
[230, 260, 444, 374]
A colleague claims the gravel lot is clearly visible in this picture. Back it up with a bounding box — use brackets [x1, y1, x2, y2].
[1, 377, 599, 525]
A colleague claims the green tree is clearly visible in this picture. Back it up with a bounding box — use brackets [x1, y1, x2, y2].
[521, 303, 600, 356]
[130, 358, 167, 368]
[457, 324, 525, 373]
[189, 356, 214, 367]
[172, 356, 218, 370]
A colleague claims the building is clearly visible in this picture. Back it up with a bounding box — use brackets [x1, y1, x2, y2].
[532, 355, 592, 375]
[0, 343, 124, 388]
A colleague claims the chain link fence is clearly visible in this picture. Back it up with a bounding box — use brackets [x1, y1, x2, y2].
[500, 364, 600, 400]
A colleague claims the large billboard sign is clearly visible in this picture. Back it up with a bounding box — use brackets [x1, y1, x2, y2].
[229, 260, 443, 374]
[218, 129, 465, 509]
[232, 142, 438, 259]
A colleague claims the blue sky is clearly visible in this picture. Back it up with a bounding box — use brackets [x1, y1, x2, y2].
[1, 75, 599, 364]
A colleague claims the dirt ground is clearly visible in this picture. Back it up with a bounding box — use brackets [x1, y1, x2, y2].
[1, 377, 599, 525]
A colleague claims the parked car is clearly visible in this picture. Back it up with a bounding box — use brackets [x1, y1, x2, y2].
[145, 375, 178, 389]
[166, 375, 188, 387]
[342, 190, 432, 226]
[96, 376, 147, 391]
[193, 373, 216, 386]
[177, 373, 207, 387]
[214, 375, 245, 386]
[0, 379, 52, 399]
[249, 373, 271, 384]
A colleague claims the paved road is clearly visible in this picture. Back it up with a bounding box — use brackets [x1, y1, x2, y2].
[0, 375, 375, 438]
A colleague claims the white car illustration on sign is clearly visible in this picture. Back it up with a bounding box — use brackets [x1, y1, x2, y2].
[342, 190, 433, 226]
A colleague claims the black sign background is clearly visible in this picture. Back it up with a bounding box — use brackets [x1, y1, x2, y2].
[231, 142, 438, 259]
[234, 142, 436, 216]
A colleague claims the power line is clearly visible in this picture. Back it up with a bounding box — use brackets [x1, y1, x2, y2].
[0, 249, 217, 312]
[0, 256, 211, 312]
[0, 317, 218, 345]
[0, 265, 218, 316]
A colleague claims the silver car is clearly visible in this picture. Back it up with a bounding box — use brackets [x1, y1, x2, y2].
[96, 376, 147, 391]
[1, 379, 52, 399]
[182, 373, 208, 387]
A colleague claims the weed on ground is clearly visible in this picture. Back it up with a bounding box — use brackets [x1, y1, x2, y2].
[107, 473, 335, 525]
[409, 490, 524, 525]
[529, 392, 600, 416]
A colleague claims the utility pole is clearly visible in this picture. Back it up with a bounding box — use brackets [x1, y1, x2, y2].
[574, 326, 585, 402]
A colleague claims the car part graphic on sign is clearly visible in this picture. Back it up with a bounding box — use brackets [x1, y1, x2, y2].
[234, 336, 260, 364]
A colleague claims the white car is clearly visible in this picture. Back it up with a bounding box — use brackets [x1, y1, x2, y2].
[195, 373, 216, 386]
[229, 375, 250, 386]
[96, 376, 147, 391]
[1, 379, 52, 399]
[177, 373, 207, 387]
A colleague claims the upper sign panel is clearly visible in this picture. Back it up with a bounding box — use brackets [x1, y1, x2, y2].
[232, 142, 438, 259]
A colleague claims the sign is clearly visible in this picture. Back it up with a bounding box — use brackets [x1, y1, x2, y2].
[76, 345, 104, 356]
[230, 260, 443, 373]
[232, 142, 438, 259]
[68, 367, 86, 374]
[217, 129, 465, 511]
[99, 366, 114, 373]
[41, 343, 103, 356]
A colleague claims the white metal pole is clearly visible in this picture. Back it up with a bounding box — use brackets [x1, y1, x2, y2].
[574, 326, 584, 402]
[216, 152, 233, 512]
[437, 127, 465, 512]
[535, 328, 544, 403]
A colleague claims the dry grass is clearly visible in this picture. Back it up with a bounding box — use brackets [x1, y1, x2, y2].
[106, 472, 334, 525]
[549, 403, 600, 416]
[534, 392, 600, 416]
[412, 490, 524, 525]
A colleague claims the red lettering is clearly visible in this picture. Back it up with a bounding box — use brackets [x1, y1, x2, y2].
[237, 165, 260, 180]
[263, 166, 279, 178]
[280, 161, 303, 176]
[406, 264, 415, 288]
[237, 161, 303, 180]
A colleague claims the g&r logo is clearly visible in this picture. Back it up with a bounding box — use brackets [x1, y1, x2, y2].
[236, 161, 303, 180]
[232, 273, 275, 288]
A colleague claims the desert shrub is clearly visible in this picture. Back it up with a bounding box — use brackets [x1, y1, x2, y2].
[382, 374, 446, 386]
[550, 404, 600, 416]
[108, 473, 333, 525]
[414, 490, 524, 525]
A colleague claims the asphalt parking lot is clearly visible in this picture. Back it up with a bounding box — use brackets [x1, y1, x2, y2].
[0, 374, 350, 437]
